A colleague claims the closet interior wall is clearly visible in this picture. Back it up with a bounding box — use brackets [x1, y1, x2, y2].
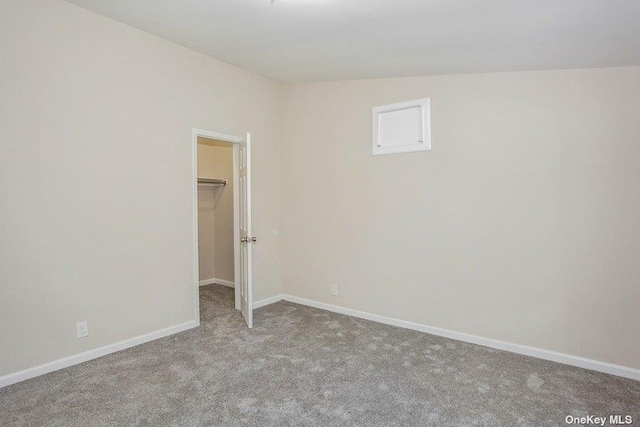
[197, 138, 235, 285]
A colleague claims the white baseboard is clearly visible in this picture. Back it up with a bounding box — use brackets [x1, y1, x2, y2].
[253, 294, 285, 309]
[280, 295, 640, 381]
[0, 320, 198, 389]
[3, 295, 637, 389]
[214, 278, 235, 288]
[199, 278, 235, 288]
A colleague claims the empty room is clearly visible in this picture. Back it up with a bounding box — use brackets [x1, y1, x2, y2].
[1, 0, 639, 426]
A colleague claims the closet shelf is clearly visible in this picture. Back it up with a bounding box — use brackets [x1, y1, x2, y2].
[197, 177, 227, 187]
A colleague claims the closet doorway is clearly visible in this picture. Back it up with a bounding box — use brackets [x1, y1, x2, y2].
[192, 129, 254, 328]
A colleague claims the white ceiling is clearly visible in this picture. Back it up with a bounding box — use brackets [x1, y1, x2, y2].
[65, 0, 640, 83]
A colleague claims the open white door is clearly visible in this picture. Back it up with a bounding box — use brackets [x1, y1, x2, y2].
[237, 133, 253, 328]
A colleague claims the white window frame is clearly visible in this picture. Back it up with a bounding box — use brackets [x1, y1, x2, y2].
[372, 97, 431, 156]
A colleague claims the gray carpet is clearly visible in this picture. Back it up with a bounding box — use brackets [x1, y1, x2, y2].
[1, 285, 638, 426]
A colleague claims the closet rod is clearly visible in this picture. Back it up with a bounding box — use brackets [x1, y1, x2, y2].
[197, 178, 227, 186]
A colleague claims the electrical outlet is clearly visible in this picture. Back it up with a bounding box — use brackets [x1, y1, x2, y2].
[331, 283, 338, 296]
[76, 321, 88, 339]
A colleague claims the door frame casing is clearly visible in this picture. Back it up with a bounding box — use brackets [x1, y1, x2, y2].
[191, 128, 244, 325]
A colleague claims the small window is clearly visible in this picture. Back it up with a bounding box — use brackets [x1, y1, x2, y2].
[372, 98, 431, 156]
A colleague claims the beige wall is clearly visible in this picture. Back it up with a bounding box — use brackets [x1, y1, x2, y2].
[196, 138, 235, 283]
[281, 66, 640, 370]
[212, 142, 235, 283]
[197, 138, 216, 281]
[2, 0, 638, 382]
[197, 137, 217, 178]
[197, 187, 216, 280]
[0, 0, 282, 377]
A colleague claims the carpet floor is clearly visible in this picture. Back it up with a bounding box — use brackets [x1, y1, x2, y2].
[1, 284, 639, 426]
